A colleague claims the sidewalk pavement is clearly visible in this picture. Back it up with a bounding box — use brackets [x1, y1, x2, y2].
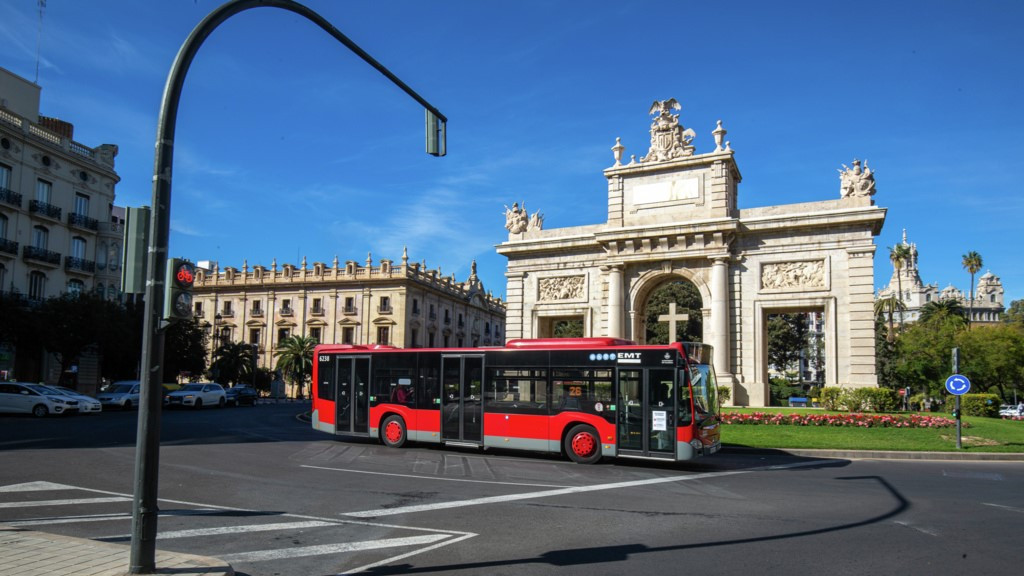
[0, 524, 233, 576]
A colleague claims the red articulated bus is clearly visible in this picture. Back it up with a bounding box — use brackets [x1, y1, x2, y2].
[310, 338, 720, 464]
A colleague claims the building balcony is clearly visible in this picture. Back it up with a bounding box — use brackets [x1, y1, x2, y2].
[250, 309, 264, 317]
[68, 212, 100, 231]
[310, 307, 325, 316]
[29, 200, 62, 221]
[377, 305, 393, 314]
[65, 256, 96, 274]
[280, 307, 293, 316]
[22, 245, 61, 266]
[219, 310, 234, 318]
[0, 238, 18, 255]
[193, 309, 204, 319]
[343, 306, 357, 315]
[0, 187, 21, 208]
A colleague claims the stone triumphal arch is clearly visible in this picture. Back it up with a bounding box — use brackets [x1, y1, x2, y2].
[496, 99, 886, 406]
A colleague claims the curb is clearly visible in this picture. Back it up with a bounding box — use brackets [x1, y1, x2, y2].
[724, 446, 1024, 461]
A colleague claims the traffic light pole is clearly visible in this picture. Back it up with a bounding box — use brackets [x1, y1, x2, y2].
[129, 1, 446, 572]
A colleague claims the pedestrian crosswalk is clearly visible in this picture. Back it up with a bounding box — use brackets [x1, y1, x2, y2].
[0, 481, 475, 574]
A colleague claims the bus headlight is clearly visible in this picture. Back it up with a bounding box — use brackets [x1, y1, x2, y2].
[690, 439, 703, 452]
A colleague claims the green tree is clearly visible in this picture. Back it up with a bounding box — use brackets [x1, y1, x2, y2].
[961, 251, 983, 328]
[37, 293, 124, 386]
[1005, 299, 1024, 325]
[918, 299, 966, 328]
[644, 281, 703, 344]
[874, 294, 906, 342]
[956, 324, 1024, 402]
[889, 244, 912, 325]
[274, 334, 317, 398]
[767, 313, 808, 381]
[553, 319, 583, 338]
[210, 340, 255, 386]
[893, 310, 964, 397]
[164, 319, 209, 382]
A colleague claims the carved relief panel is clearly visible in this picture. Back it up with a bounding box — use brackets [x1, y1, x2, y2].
[759, 259, 829, 292]
[538, 275, 586, 301]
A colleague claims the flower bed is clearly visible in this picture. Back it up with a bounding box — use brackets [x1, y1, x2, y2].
[722, 412, 964, 428]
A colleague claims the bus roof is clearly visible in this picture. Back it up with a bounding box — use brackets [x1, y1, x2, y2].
[505, 338, 637, 349]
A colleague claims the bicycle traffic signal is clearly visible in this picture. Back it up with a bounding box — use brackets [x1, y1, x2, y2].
[163, 258, 195, 322]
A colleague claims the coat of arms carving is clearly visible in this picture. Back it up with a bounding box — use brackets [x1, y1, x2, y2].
[641, 98, 696, 163]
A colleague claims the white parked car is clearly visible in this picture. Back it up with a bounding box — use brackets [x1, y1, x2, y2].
[41, 385, 102, 414]
[999, 404, 1023, 417]
[164, 383, 226, 409]
[96, 381, 141, 410]
[0, 382, 79, 417]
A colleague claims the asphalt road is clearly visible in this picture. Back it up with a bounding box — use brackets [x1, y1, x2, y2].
[1, 403, 1021, 576]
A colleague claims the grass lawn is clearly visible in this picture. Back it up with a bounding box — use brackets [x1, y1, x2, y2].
[721, 407, 1024, 453]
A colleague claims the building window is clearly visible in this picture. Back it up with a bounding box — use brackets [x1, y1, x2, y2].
[36, 179, 51, 203]
[218, 327, 232, 344]
[222, 300, 233, 316]
[310, 327, 322, 343]
[194, 301, 203, 317]
[67, 279, 84, 296]
[251, 300, 262, 314]
[379, 296, 391, 313]
[410, 328, 418, 348]
[29, 271, 46, 300]
[74, 193, 90, 216]
[412, 298, 420, 314]
[344, 296, 356, 314]
[0, 213, 7, 238]
[428, 332, 435, 348]
[458, 313, 464, 328]
[97, 241, 107, 269]
[281, 298, 293, 315]
[443, 334, 450, 347]
[0, 164, 10, 190]
[342, 327, 354, 345]
[71, 236, 86, 259]
[33, 225, 48, 249]
[311, 297, 323, 314]
[249, 328, 261, 345]
[429, 304, 436, 320]
[278, 328, 291, 342]
[377, 326, 390, 345]
[444, 309, 450, 324]
[0, 263, 6, 291]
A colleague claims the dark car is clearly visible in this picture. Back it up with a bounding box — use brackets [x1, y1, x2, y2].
[225, 385, 259, 407]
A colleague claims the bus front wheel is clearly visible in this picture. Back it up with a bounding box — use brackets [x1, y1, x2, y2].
[564, 424, 601, 464]
[381, 415, 407, 448]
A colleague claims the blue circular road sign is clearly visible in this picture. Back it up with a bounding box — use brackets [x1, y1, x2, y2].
[945, 374, 971, 395]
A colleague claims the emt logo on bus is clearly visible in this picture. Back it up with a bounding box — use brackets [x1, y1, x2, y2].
[616, 352, 642, 364]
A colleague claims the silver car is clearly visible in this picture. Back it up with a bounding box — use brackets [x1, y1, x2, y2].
[0, 382, 79, 417]
[96, 381, 141, 410]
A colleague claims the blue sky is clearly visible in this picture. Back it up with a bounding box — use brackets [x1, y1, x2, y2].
[2, 0, 1021, 305]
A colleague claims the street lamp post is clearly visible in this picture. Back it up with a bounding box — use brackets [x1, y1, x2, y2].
[129, 1, 446, 572]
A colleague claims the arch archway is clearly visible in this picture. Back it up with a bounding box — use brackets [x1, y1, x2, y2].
[628, 269, 710, 344]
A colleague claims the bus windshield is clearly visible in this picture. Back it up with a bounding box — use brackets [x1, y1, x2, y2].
[689, 362, 719, 420]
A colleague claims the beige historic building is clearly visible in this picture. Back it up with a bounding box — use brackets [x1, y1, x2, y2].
[0, 66, 123, 384]
[497, 99, 887, 406]
[877, 229, 1005, 324]
[192, 250, 506, 373]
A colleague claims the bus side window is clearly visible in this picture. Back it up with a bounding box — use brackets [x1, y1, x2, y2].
[678, 368, 694, 426]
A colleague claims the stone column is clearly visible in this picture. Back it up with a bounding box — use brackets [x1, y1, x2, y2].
[606, 266, 623, 338]
[710, 257, 730, 378]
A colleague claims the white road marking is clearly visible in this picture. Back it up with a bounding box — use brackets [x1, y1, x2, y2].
[302, 464, 572, 488]
[341, 533, 478, 575]
[0, 481, 77, 492]
[0, 497, 129, 509]
[100, 520, 337, 540]
[5, 512, 129, 526]
[894, 520, 940, 536]
[982, 502, 1024, 514]
[220, 534, 451, 563]
[342, 460, 831, 518]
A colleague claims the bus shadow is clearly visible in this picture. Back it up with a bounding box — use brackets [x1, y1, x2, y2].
[357, 474, 902, 575]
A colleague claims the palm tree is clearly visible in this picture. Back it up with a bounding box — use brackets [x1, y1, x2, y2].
[919, 299, 967, 328]
[888, 244, 912, 326]
[274, 335, 317, 399]
[874, 294, 906, 342]
[961, 251, 983, 329]
[210, 341, 255, 385]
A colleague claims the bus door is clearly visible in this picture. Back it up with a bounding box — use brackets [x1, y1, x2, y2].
[440, 355, 483, 444]
[616, 368, 676, 458]
[335, 356, 370, 436]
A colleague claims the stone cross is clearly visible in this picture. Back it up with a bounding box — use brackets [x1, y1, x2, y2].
[658, 302, 688, 343]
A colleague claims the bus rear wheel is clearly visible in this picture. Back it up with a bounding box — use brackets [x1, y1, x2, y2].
[564, 424, 601, 464]
[381, 415, 407, 448]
